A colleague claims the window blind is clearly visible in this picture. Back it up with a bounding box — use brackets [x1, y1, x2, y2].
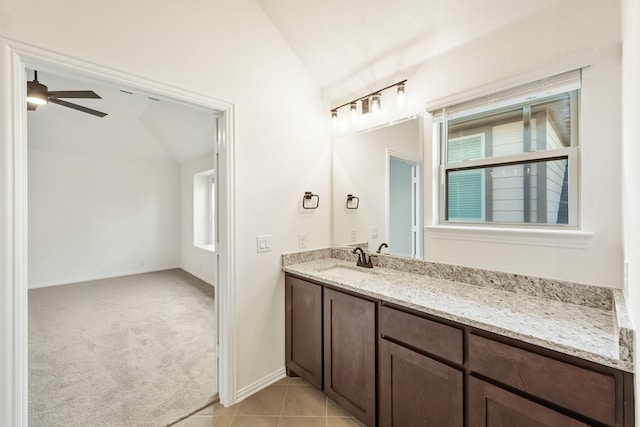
[431, 69, 582, 121]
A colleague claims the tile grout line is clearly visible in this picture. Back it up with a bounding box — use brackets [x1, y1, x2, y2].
[229, 394, 239, 425]
[325, 393, 329, 427]
[276, 378, 289, 426]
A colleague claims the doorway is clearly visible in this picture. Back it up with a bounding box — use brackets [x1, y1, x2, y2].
[0, 39, 237, 427]
[388, 153, 422, 258]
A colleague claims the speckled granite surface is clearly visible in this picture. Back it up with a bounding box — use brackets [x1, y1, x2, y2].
[282, 249, 634, 372]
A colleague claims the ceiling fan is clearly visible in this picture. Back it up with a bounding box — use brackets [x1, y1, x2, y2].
[27, 71, 108, 117]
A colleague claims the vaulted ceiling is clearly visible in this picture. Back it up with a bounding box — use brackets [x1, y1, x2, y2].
[27, 69, 216, 164]
[257, 0, 562, 105]
[27, 1, 564, 162]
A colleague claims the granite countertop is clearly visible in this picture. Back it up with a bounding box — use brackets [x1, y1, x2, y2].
[283, 252, 634, 373]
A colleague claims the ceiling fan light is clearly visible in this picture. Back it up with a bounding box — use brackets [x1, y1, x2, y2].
[26, 91, 48, 105]
[27, 77, 49, 105]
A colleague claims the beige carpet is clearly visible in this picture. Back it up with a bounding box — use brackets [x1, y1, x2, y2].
[28, 269, 216, 427]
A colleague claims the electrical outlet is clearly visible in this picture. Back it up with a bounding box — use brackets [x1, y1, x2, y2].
[350, 229, 356, 242]
[372, 227, 379, 239]
[299, 233, 307, 249]
[257, 235, 272, 253]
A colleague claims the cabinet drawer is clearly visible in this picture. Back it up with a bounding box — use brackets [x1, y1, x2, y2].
[468, 377, 591, 427]
[469, 334, 618, 426]
[379, 305, 463, 365]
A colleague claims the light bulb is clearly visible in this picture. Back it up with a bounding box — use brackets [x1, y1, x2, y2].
[26, 91, 47, 105]
[371, 94, 381, 114]
[396, 82, 406, 107]
[350, 102, 358, 123]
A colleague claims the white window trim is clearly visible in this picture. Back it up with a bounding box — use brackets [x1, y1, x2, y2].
[426, 224, 593, 249]
[194, 169, 216, 253]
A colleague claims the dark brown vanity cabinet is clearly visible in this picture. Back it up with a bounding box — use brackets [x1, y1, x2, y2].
[285, 273, 634, 427]
[379, 305, 464, 427]
[285, 274, 376, 426]
[324, 288, 377, 427]
[285, 275, 323, 390]
[379, 340, 463, 426]
[379, 304, 634, 427]
[468, 333, 631, 427]
[468, 377, 592, 427]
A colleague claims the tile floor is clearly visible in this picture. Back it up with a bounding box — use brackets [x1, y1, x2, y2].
[171, 376, 365, 427]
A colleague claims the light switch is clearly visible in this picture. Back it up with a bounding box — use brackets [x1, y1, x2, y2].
[257, 235, 272, 253]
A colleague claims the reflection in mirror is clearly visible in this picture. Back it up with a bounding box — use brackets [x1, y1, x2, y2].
[333, 117, 423, 258]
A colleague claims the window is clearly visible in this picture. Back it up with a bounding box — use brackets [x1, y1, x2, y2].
[209, 174, 215, 245]
[194, 169, 216, 251]
[434, 70, 580, 227]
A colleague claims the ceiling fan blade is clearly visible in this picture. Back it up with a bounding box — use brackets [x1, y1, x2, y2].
[48, 90, 101, 99]
[49, 98, 108, 117]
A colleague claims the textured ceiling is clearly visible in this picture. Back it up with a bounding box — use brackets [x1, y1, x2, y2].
[27, 69, 216, 164]
[257, 0, 562, 105]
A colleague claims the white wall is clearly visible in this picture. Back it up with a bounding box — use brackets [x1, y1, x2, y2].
[334, 0, 623, 287]
[621, 0, 640, 421]
[0, 0, 331, 396]
[180, 153, 217, 285]
[28, 149, 180, 287]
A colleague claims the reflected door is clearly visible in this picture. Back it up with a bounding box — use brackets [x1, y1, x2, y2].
[389, 156, 421, 258]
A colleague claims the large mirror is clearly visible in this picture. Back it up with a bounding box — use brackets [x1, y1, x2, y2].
[332, 116, 424, 258]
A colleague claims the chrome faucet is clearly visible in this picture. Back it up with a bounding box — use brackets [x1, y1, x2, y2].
[352, 247, 374, 268]
[377, 243, 389, 253]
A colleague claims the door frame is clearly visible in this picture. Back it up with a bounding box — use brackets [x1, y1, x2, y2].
[0, 38, 238, 427]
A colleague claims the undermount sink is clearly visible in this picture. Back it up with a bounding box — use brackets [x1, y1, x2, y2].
[320, 266, 376, 282]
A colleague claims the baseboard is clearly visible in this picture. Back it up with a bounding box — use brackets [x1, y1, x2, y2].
[28, 265, 181, 289]
[235, 367, 287, 403]
[179, 265, 216, 287]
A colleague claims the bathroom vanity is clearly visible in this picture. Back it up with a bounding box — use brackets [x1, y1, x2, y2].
[283, 248, 635, 427]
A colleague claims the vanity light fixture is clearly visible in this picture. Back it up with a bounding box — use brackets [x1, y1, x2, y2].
[396, 82, 406, 107]
[329, 79, 407, 121]
[371, 93, 381, 113]
[350, 102, 358, 122]
[361, 98, 370, 115]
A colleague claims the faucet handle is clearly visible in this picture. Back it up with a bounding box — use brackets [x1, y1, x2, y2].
[367, 254, 377, 268]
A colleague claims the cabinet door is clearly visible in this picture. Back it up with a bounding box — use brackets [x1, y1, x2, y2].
[379, 339, 463, 427]
[285, 275, 323, 390]
[468, 377, 591, 427]
[324, 288, 376, 427]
